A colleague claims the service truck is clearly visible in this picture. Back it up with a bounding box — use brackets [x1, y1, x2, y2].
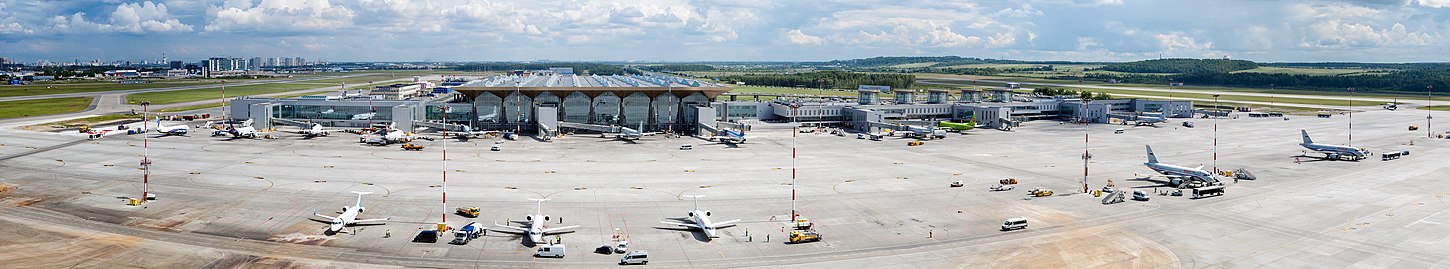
[450, 222, 483, 245]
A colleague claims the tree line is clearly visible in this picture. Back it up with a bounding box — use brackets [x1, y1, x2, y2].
[453, 63, 642, 76]
[1097, 59, 1257, 74]
[721, 71, 915, 89]
[1032, 87, 1113, 100]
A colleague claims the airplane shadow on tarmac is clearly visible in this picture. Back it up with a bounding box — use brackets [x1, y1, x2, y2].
[654, 217, 713, 243]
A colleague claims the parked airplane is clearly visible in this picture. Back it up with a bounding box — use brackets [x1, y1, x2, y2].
[442, 126, 498, 141]
[313, 191, 389, 235]
[153, 118, 190, 136]
[937, 121, 976, 132]
[491, 198, 578, 244]
[658, 195, 741, 238]
[1300, 130, 1368, 161]
[362, 129, 415, 145]
[290, 123, 347, 138]
[897, 124, 946, 140]
[602, 122, 659, 140]
[214, 119, 261, 139]
[1134, 114, 1168, 126]
[1144, 145, 1215, 184]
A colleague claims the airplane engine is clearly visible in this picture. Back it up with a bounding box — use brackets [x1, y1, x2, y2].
[688, 211, 695, 217]
[706, 210, 711, 217]
[544, 215, 551, 221]
[526, 215, 533, 221]
[342, 206, 349, 212]
[321, 132, 329, 136]
[357, 207, 364, 212]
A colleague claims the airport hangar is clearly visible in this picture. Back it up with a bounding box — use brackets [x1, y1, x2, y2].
[227, 73, 1194, 135]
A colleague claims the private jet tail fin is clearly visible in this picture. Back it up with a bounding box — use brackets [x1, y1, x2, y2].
[1301, 130, 1313, 144]
[351, 191, 372, 207]
[1145, 145, 1159, 164]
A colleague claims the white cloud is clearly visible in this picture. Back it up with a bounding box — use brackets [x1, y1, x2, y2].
[1421, 0, 1450, 7]
[1154, 32, 1218, 57]
[45, 1, 192, 34]
[1076, 37, 1100, 50]
[785, 29, 823, 45]
[785, 3, 1029, 49]
[206, 0, 356, 32]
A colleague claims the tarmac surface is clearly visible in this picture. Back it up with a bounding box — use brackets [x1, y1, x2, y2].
[1, 107, 1449, 268]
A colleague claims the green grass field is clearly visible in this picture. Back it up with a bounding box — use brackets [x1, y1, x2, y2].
[0, 97, 94, 119]
[0, 80, 224, 98]
[1419, 105, 1450, 111]
[888, 62, 940, 68]
[126, 74, 412, 105]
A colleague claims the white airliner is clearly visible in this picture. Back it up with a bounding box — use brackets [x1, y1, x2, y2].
[491, 198, 578, 244]
[658, 195, 741, 238]
[1144, 145, 1215, 184]
[153, 118, 190, 136]
[1134, 114, 1168, 126]
[313, 191, 390, 235]
[1300, 130, 1369, 161]
[214, 119, 261, 139]
[292, 123, 347, 138]
[602, 122, 660, 140]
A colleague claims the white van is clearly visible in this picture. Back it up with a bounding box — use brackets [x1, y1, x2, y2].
[534, 244, 566, 258]
[1132, 189, 1150, 201]
[1001, 217, 1028, 231]
[679, 144, 693, 150]
[620, 250, 649, 265]
[1114, 128, 1125, 134]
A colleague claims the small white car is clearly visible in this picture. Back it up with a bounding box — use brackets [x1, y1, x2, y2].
[490, 144, 502, 151]
[680, 144, 693, 150]
[620, 250, 649, 265]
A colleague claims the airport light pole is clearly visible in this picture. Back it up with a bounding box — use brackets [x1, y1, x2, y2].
[1348, 87, 1354, 147]
[220, 80, 227, 122]
[1429, 85, 1434, 138]
[1168, 79, 1175, 100]
[1269, 84, 1275, 107]
[790, 103, 800, 221]
[140, 101, 151, 204]
[515, 80, 522, 135]
[1081, 97, 1089, 194]
[1213, 94, 1219, 177]
[441, 105, 449, 224]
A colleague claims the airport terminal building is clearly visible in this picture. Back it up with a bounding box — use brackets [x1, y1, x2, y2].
[229, 73, 1191, 135]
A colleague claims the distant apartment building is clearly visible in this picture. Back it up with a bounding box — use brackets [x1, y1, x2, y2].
[203, 57, 246, 77]
[169, 61, 184, 69]
[248, 57, 263, 69]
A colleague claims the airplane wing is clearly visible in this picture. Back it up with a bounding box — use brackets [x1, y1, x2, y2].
[541, 225, 579, 234]
[313, 213, 339, 221]
[713, 219, 742, 228]
[1194, 165, 1205, 170]
[491, 223, 530, 233]
[659, 220, 694, 227]
[353, 217, 390, 223]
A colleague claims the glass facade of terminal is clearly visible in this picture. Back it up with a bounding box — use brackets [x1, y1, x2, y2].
[592, 92, 621, 124]
[562, 92, 591, 123]
[621, 92, 650, 126]
[474, 93, 502, 123]
[273, 104, 391, 121]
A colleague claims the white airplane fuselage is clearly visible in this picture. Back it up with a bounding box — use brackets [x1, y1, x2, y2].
[330, 206, 364, 232]
[690, 210, 719, 238]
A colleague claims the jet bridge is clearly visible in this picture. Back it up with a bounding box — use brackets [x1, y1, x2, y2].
[557, 121, 622, 133]
[270, 118, 313, 128]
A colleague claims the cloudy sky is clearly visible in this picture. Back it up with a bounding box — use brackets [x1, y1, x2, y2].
[1, 0, 1448, 63]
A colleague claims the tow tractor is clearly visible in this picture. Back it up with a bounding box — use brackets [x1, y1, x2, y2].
[401, 143, 426, 151]
[789, 230, 821, 244]
[456, 207, 480, 218]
